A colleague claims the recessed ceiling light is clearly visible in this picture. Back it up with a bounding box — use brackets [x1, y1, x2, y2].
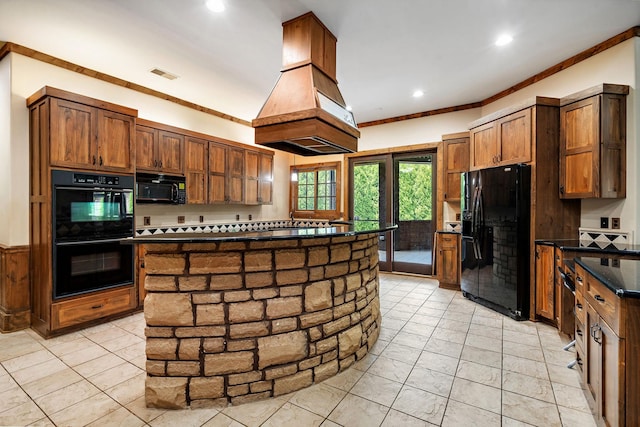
[495, 34, 513, 46]
[206, 0, 225, 13]
[346, 105, 353, 111]
[412, 90, 424, 98]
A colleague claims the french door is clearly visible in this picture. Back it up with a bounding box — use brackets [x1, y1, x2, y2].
[349, 150, 437, 275]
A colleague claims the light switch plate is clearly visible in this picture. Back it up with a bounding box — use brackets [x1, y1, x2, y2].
[178, 216, 185, 224]
[600, 217, 609, 228]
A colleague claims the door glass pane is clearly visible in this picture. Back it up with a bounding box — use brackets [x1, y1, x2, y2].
[393, 155, 434, 274]
[352, 161, 387, 265]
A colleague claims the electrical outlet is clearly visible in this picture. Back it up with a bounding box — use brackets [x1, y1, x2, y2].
[455, 213, 461, 221]
[144, 216, 151, 226]
[612, 217, 620, 229]
[248, 214, 252, 221]
[178, 216, 185, 224]
[235, 214, 240, 221]
[199, 216, 204, 223]
[600, 217, 609, 228]
[612, 259, 620, 268]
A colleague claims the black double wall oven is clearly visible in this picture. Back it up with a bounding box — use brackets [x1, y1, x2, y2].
[52, 170, 134, 299]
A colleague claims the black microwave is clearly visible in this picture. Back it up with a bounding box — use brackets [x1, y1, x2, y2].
[135, 173, 186, 204]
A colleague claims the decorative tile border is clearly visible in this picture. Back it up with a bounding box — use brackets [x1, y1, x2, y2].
[579, 227, 632, 248]
[136, 220, 331, 236]
[445, 222, 461, 232]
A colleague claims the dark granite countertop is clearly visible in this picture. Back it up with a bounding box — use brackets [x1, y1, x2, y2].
[123, 221, 397, 244]
[535, 239, 640, 255]
[575, 256, 640, 298]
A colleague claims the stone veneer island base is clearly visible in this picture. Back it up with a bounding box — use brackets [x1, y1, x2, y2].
[131, 225, 392, 409]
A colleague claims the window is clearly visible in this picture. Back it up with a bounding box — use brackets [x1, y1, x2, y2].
[290, 162, 341, 219]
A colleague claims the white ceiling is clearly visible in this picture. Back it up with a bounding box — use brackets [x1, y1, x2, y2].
[2, 0, 640, 124]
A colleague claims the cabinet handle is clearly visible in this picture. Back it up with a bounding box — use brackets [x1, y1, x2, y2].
[92, 155, 96, 165]
[159, 161, 163, 168]
[91, 304, 104, 310]
[577, 359, 583, 366]
[560, 185, 565, 195]
[590, 324, 602, 345]
[154, 160, 158, 167]
[576, 328, 583, 337]
[576, 276, 583, 284]
[99, 156, 103, 166]
[576, 303, 582, 310]
[594, 294, 605, 303]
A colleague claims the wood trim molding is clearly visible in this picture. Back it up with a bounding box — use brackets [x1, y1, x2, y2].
[0, 42, 251, 127]
[2, 25, 639, 130]
[345, 141, 439, 158]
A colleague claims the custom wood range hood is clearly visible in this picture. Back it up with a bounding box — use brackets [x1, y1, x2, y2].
[252, 12, 360, 156]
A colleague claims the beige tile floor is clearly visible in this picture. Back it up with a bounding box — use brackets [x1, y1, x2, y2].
[0, 273, 596, 426]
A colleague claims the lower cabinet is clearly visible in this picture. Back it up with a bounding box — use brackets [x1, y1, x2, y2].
[534, 243, 555, 322]
[435, 232, 461, 289]
[575, 263, 640, 427]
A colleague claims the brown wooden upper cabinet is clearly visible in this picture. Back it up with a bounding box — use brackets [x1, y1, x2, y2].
[559, 84, 628, 199]
[184, 136, 208, 204]
[208, 143, 245, 204]
[442, 132, 469, 201]
[470, 107, 532, 170]
[135, 120, 184, 175]
[245, 150, 274, 205]
[49, 97, 135, 173]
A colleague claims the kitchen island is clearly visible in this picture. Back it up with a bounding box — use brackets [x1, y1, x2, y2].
[124, 221, 395, 408]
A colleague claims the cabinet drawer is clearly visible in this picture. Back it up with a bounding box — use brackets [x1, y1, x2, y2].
[575, 291, 586, 326]
[575, 316, 586, 354]
[584, 274, 622, 336]
[574, 266, 585, 295]
[52, 286, 136, 330]
[575, 345, 585, 381]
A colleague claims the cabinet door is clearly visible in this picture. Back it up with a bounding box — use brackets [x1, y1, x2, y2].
[535, 244, 555, 322]
[244, 150, 260, 205]
[600, 319, 623, 427]
[227, 147, 245, 204]
[208, 143, 227, 203]
[185, 137, 208, 204]
[443, 137, 469, 201]
[50, 98, 96, 169]
[497, 108, 531, 164]
[259, 153, 274, 205]
[470, 122, 498, 170]
[136, 126, 157, 171]
[585, 302, 601, 406]
[436, 233, 460, 288]
[97, 110, 134, 172]
[560, 97, 599, 198]
[157, 131, 183, 175]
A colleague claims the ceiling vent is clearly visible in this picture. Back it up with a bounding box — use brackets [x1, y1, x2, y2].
[252, 12, 359, 156]
[150, 68, 179, 80]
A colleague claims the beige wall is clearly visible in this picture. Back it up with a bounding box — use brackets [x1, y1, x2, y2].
[353, 39, 639, 242]
[2, 52, 292, 246]
[3, 37, 639, 245]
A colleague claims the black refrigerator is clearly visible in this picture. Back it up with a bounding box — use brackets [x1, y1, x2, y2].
[461, 164, 531, 320]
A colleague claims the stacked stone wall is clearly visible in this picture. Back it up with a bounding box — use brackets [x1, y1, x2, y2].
[143, 233, 381, 408]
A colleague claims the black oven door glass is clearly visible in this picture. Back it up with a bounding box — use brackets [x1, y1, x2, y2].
[55, 187, 134, 241]
[54, 240, 134, 298]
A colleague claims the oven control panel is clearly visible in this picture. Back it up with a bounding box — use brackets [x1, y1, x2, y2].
[73, 173, 120, 186]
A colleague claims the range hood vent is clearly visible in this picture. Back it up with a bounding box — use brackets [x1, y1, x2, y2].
[252, 12, 359, 156]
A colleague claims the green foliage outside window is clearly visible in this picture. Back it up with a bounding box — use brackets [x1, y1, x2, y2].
[398, 162, 432, 220]
[353, 164, 380, 221]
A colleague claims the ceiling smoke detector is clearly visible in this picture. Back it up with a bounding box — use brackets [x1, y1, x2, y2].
[150, 68, 179, 80]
